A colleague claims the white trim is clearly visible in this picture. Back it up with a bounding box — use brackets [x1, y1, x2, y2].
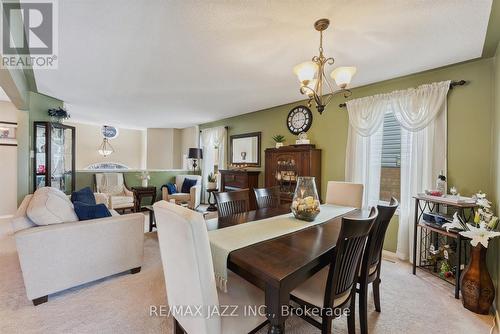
[0, 214, 13, 219]
[382, 250, 398, 261]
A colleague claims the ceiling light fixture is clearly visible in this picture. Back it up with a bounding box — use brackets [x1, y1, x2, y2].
[294, 18, 357, 114]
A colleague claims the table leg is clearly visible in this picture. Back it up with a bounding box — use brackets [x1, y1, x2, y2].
[412, 199, 419, 275]
[265, 284, 289, 334]
[149, 210, 154, 232]
[455, 235, 462, 299]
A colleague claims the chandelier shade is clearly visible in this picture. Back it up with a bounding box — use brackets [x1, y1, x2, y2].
[293, 18, 357, 114]
[98, 138, 114, 157]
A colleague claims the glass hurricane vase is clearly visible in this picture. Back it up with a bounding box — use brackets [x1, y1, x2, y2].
[291, 176, 320, 221]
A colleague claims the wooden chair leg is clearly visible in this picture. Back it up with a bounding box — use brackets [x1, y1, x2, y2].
[174, 317, 184, 334]
[32, 295, 48, 306]
[373, 278, 381, 312]
[359, 282, 368, 334]
[347, 295, 356, 334]
[321, 315, 332, 334]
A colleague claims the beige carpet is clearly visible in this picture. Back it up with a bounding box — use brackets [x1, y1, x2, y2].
[0, 218, 494, 334]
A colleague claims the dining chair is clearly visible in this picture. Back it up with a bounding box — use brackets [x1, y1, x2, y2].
[325, 181, 364, 209]
[358, 197, 398, 334]
[153, 201, 268, 334]
[290, 207, 378, 334]
[253, 186, 281, 209]
[214, 189, 250, 218]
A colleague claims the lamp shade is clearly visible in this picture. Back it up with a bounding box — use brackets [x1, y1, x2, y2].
[293, 61, 318, 84]
[188, 148, 203, 159]
[330, 66, 357, 89]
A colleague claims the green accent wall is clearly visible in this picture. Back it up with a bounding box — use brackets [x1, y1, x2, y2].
[200, 58, 495, 253]
[75, 170, 199, 204]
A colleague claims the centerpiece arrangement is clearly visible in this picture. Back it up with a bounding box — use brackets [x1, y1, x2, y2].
[442, 192, 500, 314]
[291, 176, 320, 221]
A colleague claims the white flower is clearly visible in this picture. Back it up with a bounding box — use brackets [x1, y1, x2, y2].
[442, 212, 465, 232]
[459, 224, 500, 248]
[477, 198, 491, 209]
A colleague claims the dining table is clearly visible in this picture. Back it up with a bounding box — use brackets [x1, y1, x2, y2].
[209, 204, 365, 334]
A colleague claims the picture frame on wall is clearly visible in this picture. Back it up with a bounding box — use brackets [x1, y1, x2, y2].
[0, 121, 17, 146]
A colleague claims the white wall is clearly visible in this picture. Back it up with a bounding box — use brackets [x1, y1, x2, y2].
[181, 126, 199, 169]
[66, 122, 146, 170]
[0, 101, 18, 216]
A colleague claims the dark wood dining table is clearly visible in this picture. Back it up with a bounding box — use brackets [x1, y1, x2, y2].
[214, 205, 365, 334]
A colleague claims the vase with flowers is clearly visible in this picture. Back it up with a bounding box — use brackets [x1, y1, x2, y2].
[443, 192, 500, 314]
[138, 171, 150, 187]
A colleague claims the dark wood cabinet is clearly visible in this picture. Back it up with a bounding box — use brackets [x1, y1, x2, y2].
[265, 145, 321, 203]
[219, 169, 260, 210]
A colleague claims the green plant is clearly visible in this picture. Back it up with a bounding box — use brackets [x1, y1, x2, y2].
[272, 134, 285, 143]
[207, 172, 217, 182]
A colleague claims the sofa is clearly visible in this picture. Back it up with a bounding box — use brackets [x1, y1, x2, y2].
[94, 173, 135, 212]
[12, 190, 144, 305]
[162, 174, 202, 209]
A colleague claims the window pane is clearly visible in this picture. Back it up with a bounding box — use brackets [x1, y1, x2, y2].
[380, 111, 401, 202]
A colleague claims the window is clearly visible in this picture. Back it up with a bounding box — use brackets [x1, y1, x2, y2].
[379, 111, 401, 202]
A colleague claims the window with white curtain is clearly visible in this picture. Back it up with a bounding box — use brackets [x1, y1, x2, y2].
[380, 110, 401, 202]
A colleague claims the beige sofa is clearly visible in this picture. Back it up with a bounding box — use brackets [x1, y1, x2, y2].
[162, 174, 202, 209]
[12, 193, 144, 305]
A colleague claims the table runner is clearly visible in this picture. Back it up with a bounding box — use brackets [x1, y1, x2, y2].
[208, 204, 355, 291]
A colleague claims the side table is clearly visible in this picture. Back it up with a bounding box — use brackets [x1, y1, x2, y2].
[206, 188, 218, 212]
[132, 186, 157, 212]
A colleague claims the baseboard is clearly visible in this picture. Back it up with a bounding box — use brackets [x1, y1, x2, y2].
[494, 308, 499, 334]
[0, 214, 13, 219]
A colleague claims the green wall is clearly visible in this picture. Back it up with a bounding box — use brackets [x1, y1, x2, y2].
[75, 170, 199, 204]
[200, 58, 495, 253]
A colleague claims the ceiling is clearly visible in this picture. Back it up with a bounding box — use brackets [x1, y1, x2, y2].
[34, 0, 493, 129]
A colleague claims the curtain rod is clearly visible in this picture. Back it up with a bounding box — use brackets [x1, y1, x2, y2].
[338, 80, 467, 108]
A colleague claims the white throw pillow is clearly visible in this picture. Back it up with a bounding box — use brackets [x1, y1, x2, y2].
[27, 187, 79, 225]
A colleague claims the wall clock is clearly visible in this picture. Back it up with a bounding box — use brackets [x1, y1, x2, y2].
[287, 105, 313, 135]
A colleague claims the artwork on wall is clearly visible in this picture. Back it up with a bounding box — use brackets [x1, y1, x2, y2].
[0, 121, 17, 146]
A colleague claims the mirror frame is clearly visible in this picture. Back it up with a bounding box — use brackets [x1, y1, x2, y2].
[230, 132, 261, 167]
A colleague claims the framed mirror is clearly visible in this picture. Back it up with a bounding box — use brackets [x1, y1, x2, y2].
[230, 132, 261, 167]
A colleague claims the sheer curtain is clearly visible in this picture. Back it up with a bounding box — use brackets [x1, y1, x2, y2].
[345, 94, 388, 210]
[200, 126, 227, 203]
[391, 80, 450, 260]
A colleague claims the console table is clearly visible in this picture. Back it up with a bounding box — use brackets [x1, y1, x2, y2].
[132, 186, 157, 212]
[412, 194, 477, 298]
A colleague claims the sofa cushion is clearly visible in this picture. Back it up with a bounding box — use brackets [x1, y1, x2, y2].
[71, 187, 96, 205]
[27, 187, 79, 226]
[73, 202, 112, 221]
[168, 193, 191, 201]
[181, 178, 198, 193]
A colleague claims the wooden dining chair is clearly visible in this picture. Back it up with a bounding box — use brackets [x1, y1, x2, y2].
[357, 197, 398, 334]
[290, 207, 378, 334]
[253, 186, 281, 209]
[153, 201, 268, 334]
[325, 181, 364, 209]
[214, 189, 250, 218]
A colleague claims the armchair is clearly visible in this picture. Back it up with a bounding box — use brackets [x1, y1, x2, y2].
[95, 173, 135, 212]
[162, 174, 202, 209]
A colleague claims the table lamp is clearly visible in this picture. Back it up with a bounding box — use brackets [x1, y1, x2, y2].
[188, 148, 203, 172]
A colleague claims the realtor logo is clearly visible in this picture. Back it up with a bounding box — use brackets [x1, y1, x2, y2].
[1, 0, 58, 69]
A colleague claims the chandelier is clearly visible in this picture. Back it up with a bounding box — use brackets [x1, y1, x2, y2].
[98, 137, 114, 156]
[293, 18, 357, 114]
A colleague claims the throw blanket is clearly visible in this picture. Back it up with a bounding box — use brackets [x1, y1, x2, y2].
[208, 204, 355, 291]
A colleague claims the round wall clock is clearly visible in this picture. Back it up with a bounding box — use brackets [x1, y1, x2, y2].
[287, 105, 313, 135]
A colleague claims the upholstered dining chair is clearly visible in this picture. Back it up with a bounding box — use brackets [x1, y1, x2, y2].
[253, 186, 281, 209]
[214, 189, 250, 218]
[357, 198, 398, 334]
[290, 207, 378, 334]
[325, 181, 364, 209]
[153, 201, 268, 334]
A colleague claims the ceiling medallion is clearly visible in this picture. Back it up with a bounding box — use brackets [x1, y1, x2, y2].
[293, 18, 357, 114]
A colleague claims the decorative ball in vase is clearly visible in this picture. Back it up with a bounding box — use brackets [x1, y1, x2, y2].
[291, 176, 320, 221]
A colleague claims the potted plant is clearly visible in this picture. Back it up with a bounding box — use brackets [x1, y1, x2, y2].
[443, 192, 500, 314]
[207, 172, 217, 190]
[272, 134, 286, 148]
[48, 107, 70, 123]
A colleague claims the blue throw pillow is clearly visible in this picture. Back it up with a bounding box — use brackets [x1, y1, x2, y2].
[166, 183, 177, 195]
[71, 187, 96, 205]
[73, 201, 111, 221]
[181, 178, 197, 193]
